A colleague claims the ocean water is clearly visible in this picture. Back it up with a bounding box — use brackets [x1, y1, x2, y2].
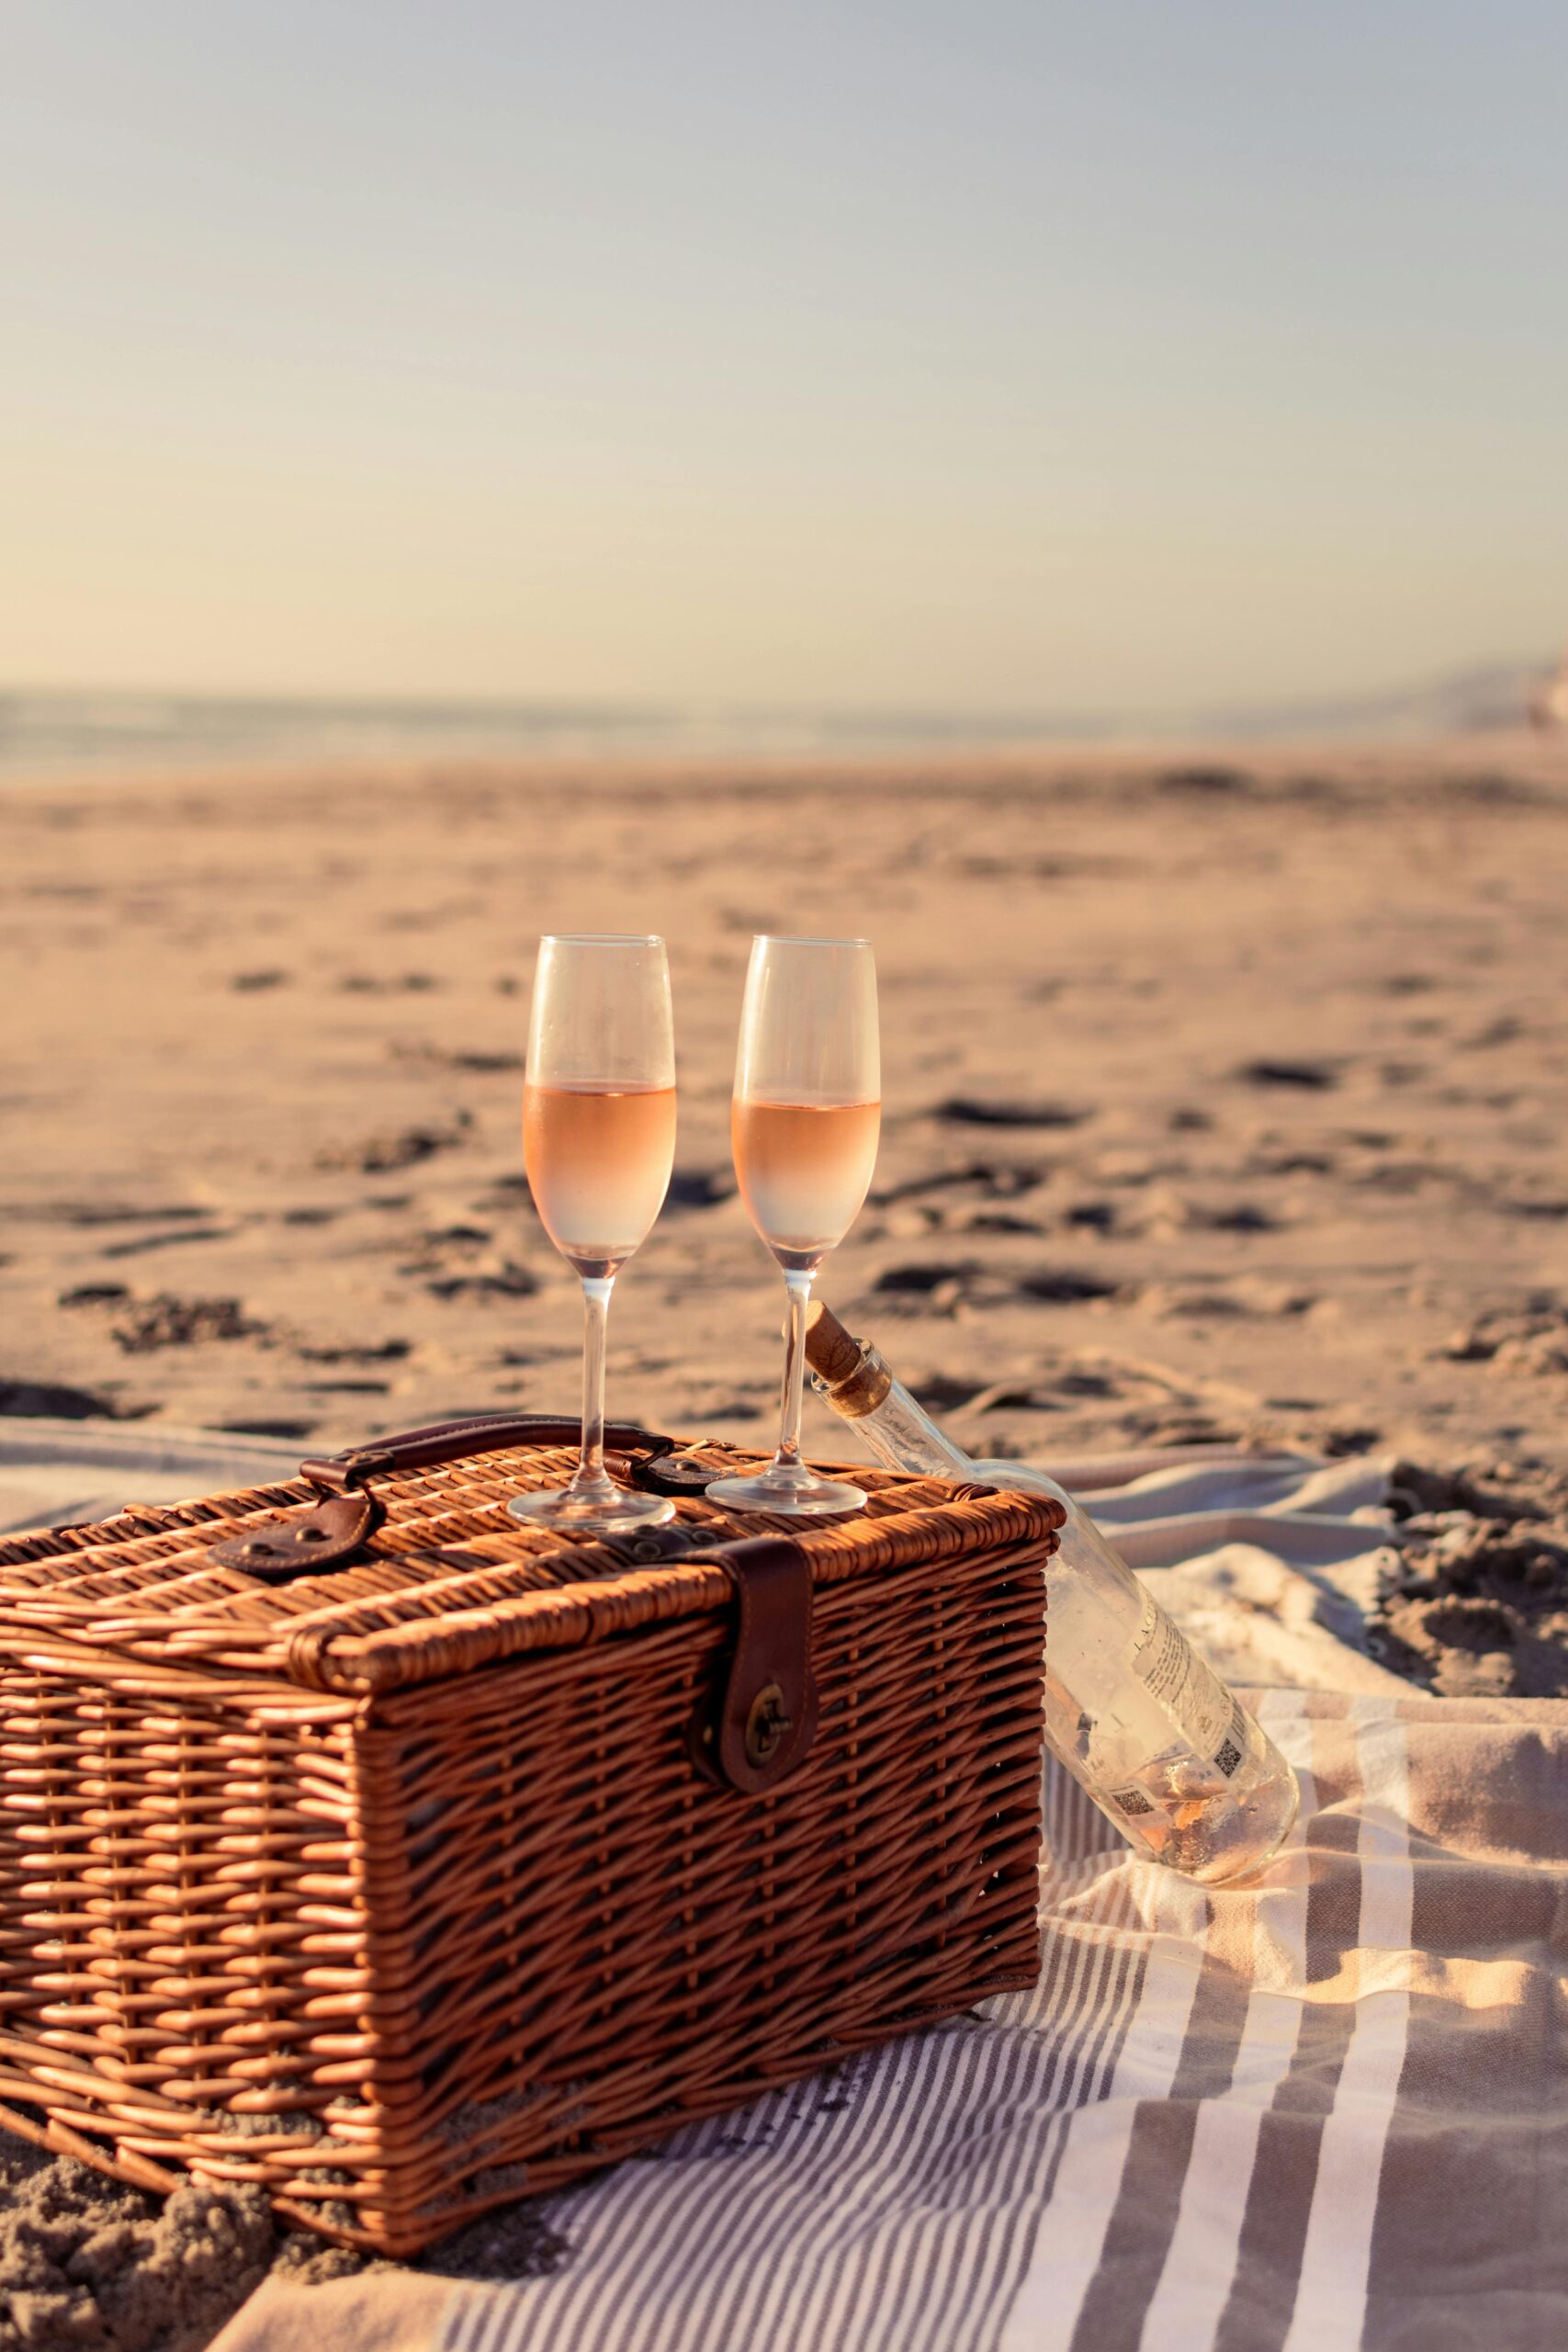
[0, 664, 1540, 782]
[0, 690, 1104, 783]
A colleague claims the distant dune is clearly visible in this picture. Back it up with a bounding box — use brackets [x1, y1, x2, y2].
[1196, 658, 1558, 741]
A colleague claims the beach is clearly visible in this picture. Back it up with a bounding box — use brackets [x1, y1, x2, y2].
[6, 742, 1566, 1476]
[5, 740, 1568, 2334]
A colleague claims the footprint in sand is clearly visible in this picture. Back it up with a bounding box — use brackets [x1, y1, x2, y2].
[98, 1224, 231, 1259]
[1156, 764, 1254, 795]
[934, 1096, 1091, 1130]
[1244, 1145, 1335, 1176]
[337, 971, 441, 994]
[1235, 1058, 1340, 1091]
[1460, 1014, 1525, 1050]
[873, 1162, 1042, 1208]
[0, 1378, 140, 1419]
[868, 1262, 1121, 1316]
[1376, 1482, 1568, 1698]
[1436, 1306, 1568, 1374]
[1502, 1191, 1568, 1222]
[1139, 1278, 1314, 1319]
[663, 1168, 738, 1211]
[943, 1207, 1047, 1236]
[425, 1265, 539, 1303]
[873, 1261, 978, 1297]
[317, 1114, 472, 1174]
[104, 1295, 271, 1354]
[58, 1204, 211, 1228]
[1051, 1369, 1121, 1397]
[1202, 1203, 1280, 1234]
[1119, 1407, 1251, 1446]
[393, 1224, 538, 1300]
[960, 1380, 1064, 1415]
[1017, 1270, 1120, 1304]
[448, 1050, 522, 1074]
[298, 1340, 412, 1365]
[219, 1416, 317, 1441]
[389, 1043, 523, 1075]
[906, 1371, 985, 1411]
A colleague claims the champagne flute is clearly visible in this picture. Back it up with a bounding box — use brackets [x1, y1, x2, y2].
[706, 936, 880, 1517]
[508, 934, 678, 1532]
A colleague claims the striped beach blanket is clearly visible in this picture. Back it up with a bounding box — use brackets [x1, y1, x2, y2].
[217, 1685, 1568, 2352]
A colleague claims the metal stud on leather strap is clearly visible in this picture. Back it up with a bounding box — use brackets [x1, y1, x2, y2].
[744, 1681, 793, 1769]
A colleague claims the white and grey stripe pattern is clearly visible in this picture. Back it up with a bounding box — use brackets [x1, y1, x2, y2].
[215, 1685, 1568, 2352]
[435, 1690, 1440, 2352]
[438, 1859, 1145, 2352]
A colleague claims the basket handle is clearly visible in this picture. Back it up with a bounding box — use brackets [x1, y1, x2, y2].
[299, 1412, 682, 1493]
[209, 1413, 694, 1579]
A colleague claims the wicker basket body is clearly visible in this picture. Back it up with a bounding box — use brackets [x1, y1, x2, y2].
[0, 1419, 1056, 2255]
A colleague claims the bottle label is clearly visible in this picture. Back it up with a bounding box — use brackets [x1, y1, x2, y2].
[1107, 1783, 1156, 1817]
[1213, 1699, 1249, 1781]
[1131, 1590, 1233, 1758]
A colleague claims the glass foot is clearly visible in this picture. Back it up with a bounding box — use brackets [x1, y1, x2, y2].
[505, 1483, 675, 1534]
[705, 1466, 866, 1518]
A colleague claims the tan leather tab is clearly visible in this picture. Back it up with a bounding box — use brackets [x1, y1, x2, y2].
[209, 1490, 375, 1579]
[691, 1534, 818, 1796]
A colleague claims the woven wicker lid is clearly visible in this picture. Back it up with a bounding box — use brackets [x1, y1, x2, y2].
[0, 1430, 1060, 1697]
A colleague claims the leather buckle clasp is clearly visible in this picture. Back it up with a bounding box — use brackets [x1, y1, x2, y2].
[688, 1534, 818, 1796]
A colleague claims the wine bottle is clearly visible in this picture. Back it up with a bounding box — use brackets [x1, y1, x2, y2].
[806, 1303, 1299, 1883]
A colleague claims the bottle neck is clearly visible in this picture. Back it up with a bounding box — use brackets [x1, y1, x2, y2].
[809, 1339, 976, 1479]
[808, 1325, 1077, 1514]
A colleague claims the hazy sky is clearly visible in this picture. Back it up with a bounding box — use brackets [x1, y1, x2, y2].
[5, 2, 1566, 713]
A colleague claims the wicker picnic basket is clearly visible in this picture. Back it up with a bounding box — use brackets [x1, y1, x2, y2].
[0, 1413, 1058, 2256]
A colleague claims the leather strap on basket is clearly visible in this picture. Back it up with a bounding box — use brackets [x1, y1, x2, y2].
[208, 1412, 692, 1580]
[209, 1490, 376, 1577]
[687, 1535, 818, 1797]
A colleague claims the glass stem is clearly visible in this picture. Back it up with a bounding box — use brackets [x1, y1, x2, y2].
[573, 1273, 616, 1498]
[776, 1269, 814, 1475]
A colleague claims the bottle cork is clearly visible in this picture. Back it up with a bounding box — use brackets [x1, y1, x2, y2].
[805, 1300, 892, 1419]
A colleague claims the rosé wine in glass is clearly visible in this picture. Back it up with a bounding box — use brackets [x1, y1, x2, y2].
[731, 1097, 880, 1265]
[525, 1080, 677, 1272]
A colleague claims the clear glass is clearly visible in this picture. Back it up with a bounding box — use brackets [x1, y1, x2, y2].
[808, 1331, 1300, 1884]
[707, 937, 881, 1518]
[507, 934, 677, 1533]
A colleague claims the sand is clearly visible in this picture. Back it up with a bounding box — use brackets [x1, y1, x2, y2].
[5, 740, 1566, 1476]
[0, 2128, 567, 2350]
[4, 735, 1568, 2341]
